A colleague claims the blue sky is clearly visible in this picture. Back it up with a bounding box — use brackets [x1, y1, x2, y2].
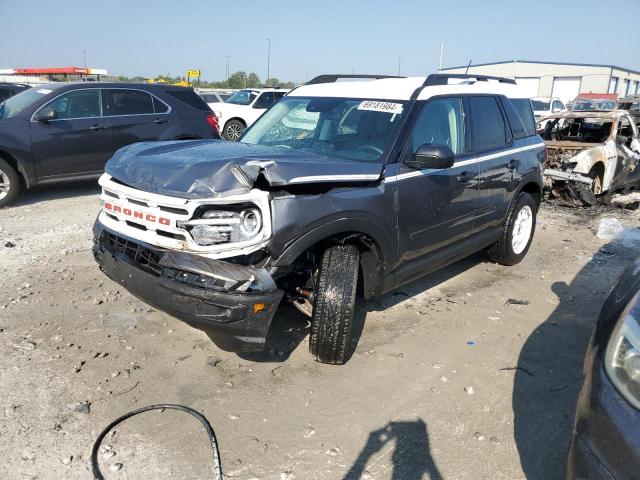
[1, 0, 639, 83]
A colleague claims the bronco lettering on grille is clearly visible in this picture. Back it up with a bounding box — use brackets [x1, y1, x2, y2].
[104, 202, 171, 226]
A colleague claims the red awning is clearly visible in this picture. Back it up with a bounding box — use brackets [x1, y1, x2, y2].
[14, 67, 90, 75]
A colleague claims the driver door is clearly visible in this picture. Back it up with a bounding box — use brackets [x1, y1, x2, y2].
[395, 96, 479, 263]
[30, 88, 112, 179]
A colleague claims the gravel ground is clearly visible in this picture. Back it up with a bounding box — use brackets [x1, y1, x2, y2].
[1, 181, 639, 480]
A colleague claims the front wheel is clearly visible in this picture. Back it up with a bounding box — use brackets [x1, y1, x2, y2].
[0, 158, 22, 208]
[487, 192, 537, 266]
[310, 245, 360, 365]
[222, 119, 245, 141]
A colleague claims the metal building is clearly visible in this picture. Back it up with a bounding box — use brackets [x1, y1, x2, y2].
[439, 60, 640, 103]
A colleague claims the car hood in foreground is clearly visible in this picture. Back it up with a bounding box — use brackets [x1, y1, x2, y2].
[105, 140, 384, 199]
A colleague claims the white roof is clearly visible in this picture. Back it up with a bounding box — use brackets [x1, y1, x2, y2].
[288, 76, 530, 101]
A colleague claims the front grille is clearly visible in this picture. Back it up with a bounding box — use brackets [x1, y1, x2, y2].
[102, 231, 243, 292]
[104, 232, 164, 276]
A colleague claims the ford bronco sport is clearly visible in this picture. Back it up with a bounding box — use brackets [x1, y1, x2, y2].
[93, 73, 545, 364]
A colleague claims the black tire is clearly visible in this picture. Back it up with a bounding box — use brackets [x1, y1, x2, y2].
[487, 192, 537, 266]
[0, 158, 22, 208]
[310, 245, 360, 365]
[222, 119, 245, 141]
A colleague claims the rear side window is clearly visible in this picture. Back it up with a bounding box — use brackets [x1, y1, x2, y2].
[165, 89, 211, 111]
[468, 96, 508, 151]
[508, 98, 536, 137]
[108, 89, 154, 115]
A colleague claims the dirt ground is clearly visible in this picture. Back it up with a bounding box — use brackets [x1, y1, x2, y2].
[1, 181, 639, 480]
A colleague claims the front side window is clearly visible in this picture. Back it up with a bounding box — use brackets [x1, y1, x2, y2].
[411, 97, 465, 155]
[108, 89, 154, 115]
[254, 92, 276, 109]
[468, 96, 508, 151]
[44, 89, 102, 119]
[226, 90, 258, 106]
[552, 100, 564, 111]
[241, 97, 407, 163]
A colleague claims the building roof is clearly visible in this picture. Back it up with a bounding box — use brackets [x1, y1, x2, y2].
[441, 60, 640, 76]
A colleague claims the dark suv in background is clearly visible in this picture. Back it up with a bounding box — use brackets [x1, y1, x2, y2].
[0, 83, 219, 207]
[0, 83, 31, 103]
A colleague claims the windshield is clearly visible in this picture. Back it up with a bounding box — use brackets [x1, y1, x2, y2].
[572, 100, 596, 111]
[0, 86, 53, 119]
[226, 90, 258, 105]
[531, 100, 550, 111]
[241, 97, 407, 162]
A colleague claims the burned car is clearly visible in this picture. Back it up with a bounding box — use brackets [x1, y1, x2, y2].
[93, 73, 544, 365]
[541, 110, 640, 205]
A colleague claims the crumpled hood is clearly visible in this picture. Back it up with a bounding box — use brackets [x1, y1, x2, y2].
[105, 140, 384, 199]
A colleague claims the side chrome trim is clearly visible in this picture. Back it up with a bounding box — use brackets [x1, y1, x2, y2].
[386, 142, 545, 183]
[287, 174, 381, 184]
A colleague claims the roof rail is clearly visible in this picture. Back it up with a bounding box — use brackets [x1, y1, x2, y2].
[306, 74, 405, 85]
[423, 73, 516, 86]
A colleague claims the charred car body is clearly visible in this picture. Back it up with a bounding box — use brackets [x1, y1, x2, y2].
[541, 110, 640, 205]
[93, 73, 545, 364]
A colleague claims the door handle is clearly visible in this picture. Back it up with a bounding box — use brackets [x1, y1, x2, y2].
[456, 171, 475, 183]
[507, 159, 521, 170]
[89, 124, 106, 131]
[153, 118, 169, 124]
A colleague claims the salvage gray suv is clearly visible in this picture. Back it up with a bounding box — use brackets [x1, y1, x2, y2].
[93, 73, 545, 364]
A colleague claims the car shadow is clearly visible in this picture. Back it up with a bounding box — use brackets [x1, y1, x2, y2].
[237, 252, 486, 363]
[343, 419, 442, 480]
[10, 179, 100, 207]
[513, 241, 635, 479]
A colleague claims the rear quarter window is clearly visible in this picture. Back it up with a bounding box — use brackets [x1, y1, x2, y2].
[165, 89, 211, 111]
[508, 98, 537, 137]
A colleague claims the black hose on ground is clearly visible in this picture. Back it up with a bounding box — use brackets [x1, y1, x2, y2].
[90, 404, 222, 480]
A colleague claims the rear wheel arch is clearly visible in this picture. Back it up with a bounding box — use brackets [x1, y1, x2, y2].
[517, 180, 542, 208]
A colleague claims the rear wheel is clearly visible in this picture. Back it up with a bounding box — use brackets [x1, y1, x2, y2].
[488, 192, 536, 266]
[222, 120, 245, 141]
[310, 245, 360, 365]
[0, 158, 22, 208]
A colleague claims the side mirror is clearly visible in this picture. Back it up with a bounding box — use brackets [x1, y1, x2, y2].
[405, 144, 455, 170]
[34, 108, 57, 122]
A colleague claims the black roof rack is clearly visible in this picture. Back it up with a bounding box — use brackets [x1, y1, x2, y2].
[423, 73, 516, 86]
[306, 74, 405, 85]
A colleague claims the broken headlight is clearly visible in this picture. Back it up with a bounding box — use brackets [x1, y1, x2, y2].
[182, 205, 263, 246]
[605, 293, 640, 410]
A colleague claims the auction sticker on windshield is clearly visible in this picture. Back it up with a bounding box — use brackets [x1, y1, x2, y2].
[357, 100, 403, 115]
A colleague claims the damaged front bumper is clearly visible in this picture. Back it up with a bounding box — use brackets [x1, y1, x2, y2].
[92, 220, 284, 352]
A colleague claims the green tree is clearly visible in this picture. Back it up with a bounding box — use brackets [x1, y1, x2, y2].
[264, 77, 281, 88]
[227, 71, 248, 89]
[247, 72, 261, 88]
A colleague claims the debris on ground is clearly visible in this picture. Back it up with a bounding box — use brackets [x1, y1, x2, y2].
[505, 299, 530, 306]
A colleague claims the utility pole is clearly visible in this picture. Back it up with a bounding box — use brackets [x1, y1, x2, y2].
[266, 38, 271, 85]
[397, 56, 401, 76]
[439, 43, 444, 71]
[225, 56, 230, 81]
[83, 50, 87, 69]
